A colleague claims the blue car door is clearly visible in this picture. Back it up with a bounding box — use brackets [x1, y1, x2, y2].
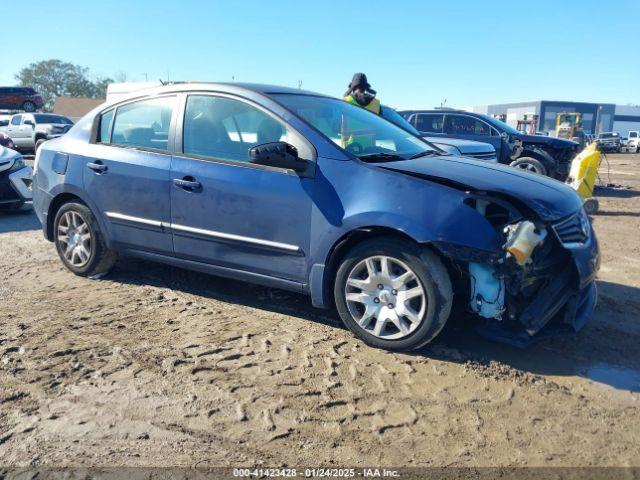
[443, 113, 503, 156]
[169, 94, 314, 284]
[82, 96, 178, 254]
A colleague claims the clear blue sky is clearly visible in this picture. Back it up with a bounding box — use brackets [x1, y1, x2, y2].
[3, 0, 638, 109]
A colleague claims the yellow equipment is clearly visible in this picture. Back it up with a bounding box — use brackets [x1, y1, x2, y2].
[567, 142, 601, 213]
[556, 112, 584, 145]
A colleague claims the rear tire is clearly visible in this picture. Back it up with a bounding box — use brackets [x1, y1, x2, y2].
[35, 139, 46, 151]
[22, 101, 36, 112]
[334, 237, 453, 351]
[509, 157, 548, 176]
[53, 201, 117, 277]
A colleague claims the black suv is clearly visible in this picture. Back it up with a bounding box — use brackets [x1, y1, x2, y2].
[400, 110, 579, 180]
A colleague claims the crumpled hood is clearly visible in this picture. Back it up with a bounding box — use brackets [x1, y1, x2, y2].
[517, 133, 578, 149]
[374, 156, 583, 221]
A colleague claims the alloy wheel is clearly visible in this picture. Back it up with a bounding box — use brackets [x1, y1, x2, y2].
[57, 211, 92, 267]
[345, 255, 426, 340]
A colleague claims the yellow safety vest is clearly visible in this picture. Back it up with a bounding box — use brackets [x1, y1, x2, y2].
[342, 95, 381, 150]
[344, 94, 381, 114]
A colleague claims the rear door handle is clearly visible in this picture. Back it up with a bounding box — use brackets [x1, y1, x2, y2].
[87, 162, 107, 172]
[173, 178, 201, 190]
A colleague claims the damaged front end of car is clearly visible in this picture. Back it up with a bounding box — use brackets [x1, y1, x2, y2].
[434, 190, 599, 348]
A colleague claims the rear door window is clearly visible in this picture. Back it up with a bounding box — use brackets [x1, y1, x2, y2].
[415, 113, 444, 133]
[444, 114, 491, 136]
[111, 96, 176, 151]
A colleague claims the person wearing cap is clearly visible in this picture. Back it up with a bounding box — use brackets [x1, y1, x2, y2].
[341, 73, 381, 152]
[343, 73, 381, 115]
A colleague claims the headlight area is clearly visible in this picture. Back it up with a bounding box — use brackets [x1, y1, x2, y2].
[7, 156, 33, 202]
[433, 193, 581, 347]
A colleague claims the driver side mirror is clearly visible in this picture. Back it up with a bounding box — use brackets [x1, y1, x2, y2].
[249, 142, 308, 173]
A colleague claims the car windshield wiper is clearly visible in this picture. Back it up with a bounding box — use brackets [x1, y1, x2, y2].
[357, 152, 407, 162]
[408, 150, 445, 159]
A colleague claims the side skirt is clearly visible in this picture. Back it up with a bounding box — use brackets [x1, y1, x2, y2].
[121, 248, 308, 295]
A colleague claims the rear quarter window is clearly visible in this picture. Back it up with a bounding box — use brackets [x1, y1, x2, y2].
[98, 110, 114, 143]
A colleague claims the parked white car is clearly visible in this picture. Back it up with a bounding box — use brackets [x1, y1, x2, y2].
[4, 113, 73, 152]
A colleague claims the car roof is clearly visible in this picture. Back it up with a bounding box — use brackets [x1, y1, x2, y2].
[112, 82, 332, 104]
[400, 109, 471, 114]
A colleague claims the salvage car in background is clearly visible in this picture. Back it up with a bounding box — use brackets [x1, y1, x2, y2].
[0, 146, 32, 210]
[400, 109, 579, 180]
[5, 113, 74, 152]
[380, 106, 497, 162]
[0, 87, 44, 112]
[34, 83, 599, 350]
[0, 132, 16, 150]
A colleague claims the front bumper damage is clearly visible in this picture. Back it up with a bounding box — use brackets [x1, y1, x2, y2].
[434, 197, 599, 348]
[0, 166, 33, 209]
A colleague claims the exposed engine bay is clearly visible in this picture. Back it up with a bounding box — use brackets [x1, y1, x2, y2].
[440, 192, 590, 347]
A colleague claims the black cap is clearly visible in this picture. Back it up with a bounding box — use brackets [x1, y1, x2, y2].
[345, 73, 376, 96]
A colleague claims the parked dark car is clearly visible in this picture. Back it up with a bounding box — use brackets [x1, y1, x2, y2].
[0, 86, 44, 112]
[0, 132, 16, 150]
[380, 106, 498, 162]
[34, 83, 598, 350]
[597, 132, 622, 152]
[400, 110, 579, 180]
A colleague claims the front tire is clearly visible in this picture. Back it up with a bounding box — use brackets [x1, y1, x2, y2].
[584, 198, 599, 214]
[334, 237, 453, 351]
[509, 157, 548, 176]
[53, 202, 117, 277]
[22, 101, 36, 112]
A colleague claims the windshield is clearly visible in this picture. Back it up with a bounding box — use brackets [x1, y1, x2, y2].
[272, 94, 437, 160]
[598, 132, 618, 139]
[34, 114, 73, 125]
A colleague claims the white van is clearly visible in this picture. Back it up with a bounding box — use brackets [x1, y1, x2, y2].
[627, 131, 639, 153]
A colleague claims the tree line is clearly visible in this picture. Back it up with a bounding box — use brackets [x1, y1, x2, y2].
[14, 59, 115, 112]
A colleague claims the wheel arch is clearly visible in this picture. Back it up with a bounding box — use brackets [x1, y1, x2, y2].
[309, 225, 444, 309]
[519, 146, 557, 173]
[45, 188, 111, 246]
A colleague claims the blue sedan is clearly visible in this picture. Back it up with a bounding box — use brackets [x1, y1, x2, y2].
[32, 83, 599, 350]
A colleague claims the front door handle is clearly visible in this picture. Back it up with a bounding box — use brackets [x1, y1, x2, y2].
[173, 177, 201, 191]
[87, 162, 107, 173]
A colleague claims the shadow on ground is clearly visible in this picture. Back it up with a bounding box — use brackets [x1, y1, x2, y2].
[0, 205, 40, 234]
[595, 185, 640, 199]
[106, 256, 640, 392]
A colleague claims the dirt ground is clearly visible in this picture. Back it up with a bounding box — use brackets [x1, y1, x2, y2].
[1, 153, 639, 469]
